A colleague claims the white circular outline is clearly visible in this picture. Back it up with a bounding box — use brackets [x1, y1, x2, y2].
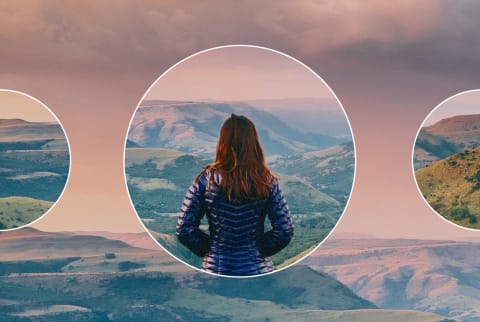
[0, 89, 72, 232]
[412, 88, 480, 232]
[122, 44, 357, 278]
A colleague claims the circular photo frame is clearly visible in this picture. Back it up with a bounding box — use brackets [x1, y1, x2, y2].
[124, 45, 356, 277]
[413, 89, 480, 230]
[0, 89, 70, 231]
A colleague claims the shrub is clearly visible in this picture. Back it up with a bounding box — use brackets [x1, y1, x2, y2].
[469, 215, 478, 224]
[448, 159, 458, 167]
[104, 253, 116, 259]
[118, 261, 145, 272]
[450, 207, 470, 221]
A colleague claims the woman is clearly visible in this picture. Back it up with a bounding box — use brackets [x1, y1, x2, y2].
[176, 114, 293, 276]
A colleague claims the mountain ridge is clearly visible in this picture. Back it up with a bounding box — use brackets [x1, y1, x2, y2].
[0, 227, 153, 261]
[0, 118, 65, 142]
[128, 100, 347, 157]
[425, 114, 480, 135]
[415, 114, 480, 169]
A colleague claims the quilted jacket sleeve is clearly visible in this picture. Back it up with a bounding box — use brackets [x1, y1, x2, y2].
[176, 171, 211, 257]
[260, 180, 294, 257]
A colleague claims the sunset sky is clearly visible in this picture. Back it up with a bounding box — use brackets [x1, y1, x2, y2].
[423, 90, 480, 126]
[145, 46, 333, 101]
[1, 1, 479, 240]
[0, 90, 57, 122]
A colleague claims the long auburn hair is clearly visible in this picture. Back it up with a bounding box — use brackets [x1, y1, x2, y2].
[208, 114, 276, 202]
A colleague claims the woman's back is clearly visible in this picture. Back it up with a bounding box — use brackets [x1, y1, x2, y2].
[177, 169, 293, 276]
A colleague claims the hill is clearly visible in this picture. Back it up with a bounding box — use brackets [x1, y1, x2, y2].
[0, 149, 69, 202]
[0, 118, 69, 207]
[0, 230, 455, 322]
[415, 145, 480, 228]
[0, 197, 53, 229]
[426, 114, 480, 138]
[66, 230, 160, 250]
[1, 268, 448, 321]
[0, 227, 154, 261]
[0, 119, 65, 142]
[245, 97, 352, 138]
[269, 141, 354, 205]
[414, 114, 480, 169]
[127, 100, 346, 156]
[0, 228, 456, 321]
[306, 238, 480, 321]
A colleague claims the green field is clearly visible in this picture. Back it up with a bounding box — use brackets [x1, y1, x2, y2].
[0, 149, 69, 202]
[0, 260, 452, 322]
[0, 139, 69, 229]
[0, 197, 53, 229]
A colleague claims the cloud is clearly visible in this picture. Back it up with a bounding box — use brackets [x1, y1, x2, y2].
[321, 1, 480, 80]
[252, 1, 441, 54]
[0, 1, 479, 81]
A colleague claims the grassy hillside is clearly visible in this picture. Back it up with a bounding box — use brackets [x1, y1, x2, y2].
[0, 262, 452, 321]
[0, 229, 459, 321]
[414, 129, 462, 169]
[0, 197, 53, 229]
[0, 119, 69, 210]
[269, 141, 354, 205]
[307, 238, 480, 321]
[0, 150, 69, 202]
[415, 146, 480, 228]
[190, 265, 373, 310]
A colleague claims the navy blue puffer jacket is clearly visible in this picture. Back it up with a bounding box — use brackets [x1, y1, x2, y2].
[176, 169, 293, 276]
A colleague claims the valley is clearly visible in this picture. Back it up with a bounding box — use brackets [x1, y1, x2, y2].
[0, 228, 455, 321]
[306, 237, 480, 321]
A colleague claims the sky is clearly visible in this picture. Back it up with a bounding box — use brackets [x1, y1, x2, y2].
[0, 90, 57, 122]
[0, 1, 479, 240]
[423, 90, 480, 126]
[145, 46, 332, 101]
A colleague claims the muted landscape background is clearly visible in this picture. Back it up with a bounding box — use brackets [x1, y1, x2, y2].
[1, 1, 480, 321]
